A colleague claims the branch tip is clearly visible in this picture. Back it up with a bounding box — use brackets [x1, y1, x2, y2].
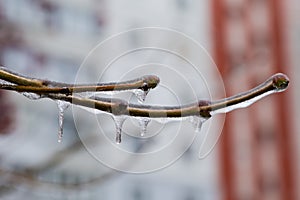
[140, 75, 160, 90]
[271, 73, 289, 91]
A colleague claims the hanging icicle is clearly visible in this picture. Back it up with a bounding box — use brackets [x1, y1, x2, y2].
[189, 116, 205, 133]
[112, 115, 126, 144]
[138, 117, 151, 136]
[56, 100, 71, 143]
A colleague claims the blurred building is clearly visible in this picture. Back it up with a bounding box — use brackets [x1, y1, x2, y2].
[0, 0, 298, 200]
[211, 0, 297, 200]
[0, 0, 220, 200]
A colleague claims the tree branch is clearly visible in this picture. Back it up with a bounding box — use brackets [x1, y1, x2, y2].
[0, 67, 289, 119]
[0, 67, 160, 94]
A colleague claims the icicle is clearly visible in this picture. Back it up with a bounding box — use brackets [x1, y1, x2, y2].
[133, 82, 150, 103]
[56, 100, 71, 143]
[21, 92, 41, 100]
[138, 117, 151, 136]
[133, 89, 149, 103]
[189, 116, 205, 133]
[112, 115, 126, 144]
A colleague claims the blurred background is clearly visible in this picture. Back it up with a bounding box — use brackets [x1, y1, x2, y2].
[0, 0, 298, 200]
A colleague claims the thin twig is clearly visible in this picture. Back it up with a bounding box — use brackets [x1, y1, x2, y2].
[48, 73, 290, 118]
[0, 67, 43, 87]
[208, 73, 289, 111]
[0, 67, 160, 93]
[0, 67, 289, 118]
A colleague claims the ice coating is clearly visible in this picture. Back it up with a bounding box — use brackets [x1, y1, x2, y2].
[0, 67, 290, 145]
[198, 73, 289, 159]
[21, 92, 41, 100]
[0, 79, 15, 86]
[210, 73, 289, 115]
[271, 73, 289, 91]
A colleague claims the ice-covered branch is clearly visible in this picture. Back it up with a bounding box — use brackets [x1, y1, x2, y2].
[0, 67, 289, 143]
[48, 73, 289, 118]
[0, 67, 160, 94]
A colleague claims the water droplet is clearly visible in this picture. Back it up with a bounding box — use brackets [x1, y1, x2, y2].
[138, 117, 151, 136]
[189, 116, 205, 132]
[112, 115, 126, 144]
[56, 100, 71, 143]
[21, 92, 41, 100]
[133, 88, 149, 103]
